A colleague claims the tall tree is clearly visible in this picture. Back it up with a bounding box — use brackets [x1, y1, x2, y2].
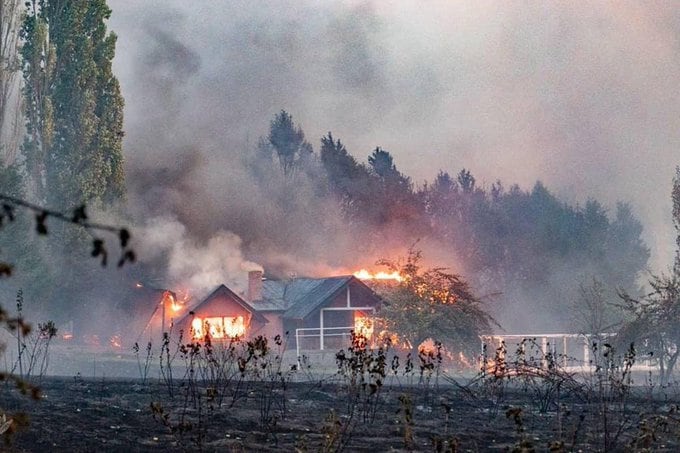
[21, 0, 125, 207]
[268, 110, 312, 176]
[674, 166, 680, 272]
[456, 168, 475, 194]
[0, 0, 22, 163]
[366, 146, 423, 229]
[320, 132, 373, 220]
[616, 167, 680, 384]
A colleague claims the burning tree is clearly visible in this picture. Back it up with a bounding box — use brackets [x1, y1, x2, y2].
[375, 248, 495, 359]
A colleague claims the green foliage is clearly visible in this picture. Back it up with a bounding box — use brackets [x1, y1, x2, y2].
[0, 160, 54, 292]
[0, 194, 135, 278]
[21, 0, 125, 207]
[0, 0, 23, 164]
[376, 249, 495, 357]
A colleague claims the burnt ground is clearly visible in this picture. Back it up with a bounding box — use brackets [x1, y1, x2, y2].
[2, 373, 680, 452]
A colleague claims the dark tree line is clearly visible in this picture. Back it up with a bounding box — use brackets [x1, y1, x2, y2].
[256, 110, 650, 332]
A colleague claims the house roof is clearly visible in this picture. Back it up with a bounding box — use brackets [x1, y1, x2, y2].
[259, 276, 380, 320]
[281, 276, 354, 319]
[184, 275, 381, 322]
[255, 276, 351, 311]
[178, 284, 268, 325]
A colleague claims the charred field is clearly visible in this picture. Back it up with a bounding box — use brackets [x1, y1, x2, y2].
[3, 345, 680, 453]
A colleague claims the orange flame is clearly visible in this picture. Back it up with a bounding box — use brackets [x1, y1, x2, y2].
[192, 316, 245, 340]
[354, 314, 374, 339]
[353, 269, 403, 282]
[162, 290, 191, 313]
[110, 335, 122, 349]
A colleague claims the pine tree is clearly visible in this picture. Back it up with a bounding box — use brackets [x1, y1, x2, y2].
[21, 0, 125, 207]
[268, 110, 311, 176]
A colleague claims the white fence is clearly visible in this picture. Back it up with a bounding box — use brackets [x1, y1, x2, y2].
[295, 326, 359, 360]
[480, 333, 656, 372]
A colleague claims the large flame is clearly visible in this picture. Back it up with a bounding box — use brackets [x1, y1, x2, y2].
[191, 316, 245, 340]
[353, 269, 403, 282]
[354, 313, 374, 339]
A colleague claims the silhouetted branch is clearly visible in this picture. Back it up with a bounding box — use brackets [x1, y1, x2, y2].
[0, 194, 135, 276]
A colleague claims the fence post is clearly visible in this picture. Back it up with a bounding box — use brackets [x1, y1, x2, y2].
[542, 337, 548, 369]
[296, 328, 301, 368]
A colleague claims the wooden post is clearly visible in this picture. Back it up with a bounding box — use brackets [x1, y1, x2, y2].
[542, 337, 548, 368]
[319, 309, 324, 351]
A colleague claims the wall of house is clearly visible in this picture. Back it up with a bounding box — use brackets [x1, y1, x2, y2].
[257, 312, 283, 339]
[307, 282, 380, 325]
[178, 292, 265, 340]
[295, 280, 382, 351]
[327, 282, 380, 310]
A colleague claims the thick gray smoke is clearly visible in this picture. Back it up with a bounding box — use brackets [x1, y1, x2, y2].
[107, 1, 680, 301]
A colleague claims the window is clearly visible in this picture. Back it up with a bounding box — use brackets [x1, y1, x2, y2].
[191, 315, 246, 339]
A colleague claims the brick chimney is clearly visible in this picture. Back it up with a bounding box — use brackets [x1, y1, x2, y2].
[248, 270, 264, 302]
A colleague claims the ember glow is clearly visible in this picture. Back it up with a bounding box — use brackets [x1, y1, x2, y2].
[191, 316, 246, 340]
[354, 314, 374, 339]
[110, 335, 122, 349]
[353, 269, 403, 282]
[162, 290, 190, 313]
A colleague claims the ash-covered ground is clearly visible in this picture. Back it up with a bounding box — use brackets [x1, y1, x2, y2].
[0, 340, 679, 452]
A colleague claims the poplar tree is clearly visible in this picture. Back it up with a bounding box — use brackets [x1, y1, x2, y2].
[0, 0, 22, 163]
[21, 0, 125, 207]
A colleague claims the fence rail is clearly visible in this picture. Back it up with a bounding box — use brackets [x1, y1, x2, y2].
[295, 326, 356, 361]
[480, 333, 656, 371]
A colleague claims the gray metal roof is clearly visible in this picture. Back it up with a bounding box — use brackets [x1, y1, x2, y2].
[255, 276, 353, 319]
[188, 276, 379, 322]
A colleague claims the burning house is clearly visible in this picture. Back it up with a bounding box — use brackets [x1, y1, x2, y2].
[175, 271, 383, 351]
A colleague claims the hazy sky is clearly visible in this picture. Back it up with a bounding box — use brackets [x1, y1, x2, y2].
[108, 0, 680, 273]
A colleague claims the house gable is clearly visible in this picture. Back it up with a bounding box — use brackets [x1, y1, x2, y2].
[177, 285, 267, 339]
[283, 276, 382, 321]
[281, 276, 352, 319]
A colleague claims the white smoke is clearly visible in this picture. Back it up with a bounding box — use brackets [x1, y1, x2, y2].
[109, 0, 680, 272]
[135, 217, 260, 296]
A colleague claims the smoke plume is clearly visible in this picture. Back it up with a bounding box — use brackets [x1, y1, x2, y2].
[96, 1, 680, 334]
